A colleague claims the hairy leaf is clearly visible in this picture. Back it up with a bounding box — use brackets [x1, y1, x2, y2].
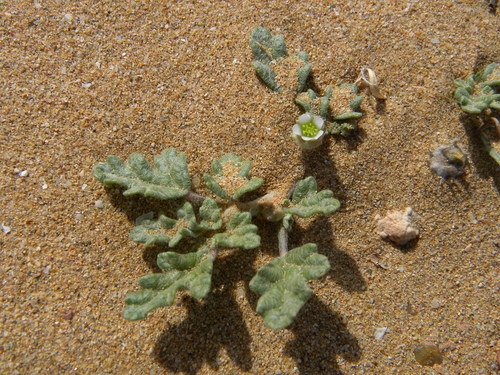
[211, 211, 260, 249]
[203, 153, 263, 200]
[197, 198, 223, 231]
[250, 26, 287, 64]
[283, 177, 340, 218]
[454, 63, 500, 114]
[123, 248, 214, 320]
[249, 243, 330, 329]
[93, 148, 190, 200]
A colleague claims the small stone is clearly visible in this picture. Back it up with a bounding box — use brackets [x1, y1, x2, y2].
[18, 170, 29, 177]
[375, 207, 419, 245]
[1, 224, 11, 234]
[413, 344, 443, 366]
[94, 199, 104, 209]
[62, 310, 75, 321]
[374, 327, 388, 340]
[431, 298, 442, 309]
[62, 13, 73, 23]
[430, 142, 467, 179]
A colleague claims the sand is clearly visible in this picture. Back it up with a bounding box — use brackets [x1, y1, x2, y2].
[1, 0, 499, 374]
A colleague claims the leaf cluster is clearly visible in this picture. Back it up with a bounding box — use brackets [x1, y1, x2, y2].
[250, 26, 311, 93]
[94, 148, 340, 328]
[250, 27, 364, 138]
[454, 63, 500, 166]
[454, 63, 500, 114]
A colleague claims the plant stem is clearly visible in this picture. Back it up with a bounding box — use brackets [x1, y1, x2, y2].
[278, 223, 288, 257]
[185, 191, 206, 204]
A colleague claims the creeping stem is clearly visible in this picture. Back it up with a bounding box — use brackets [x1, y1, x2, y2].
[278, 223, 289, 257]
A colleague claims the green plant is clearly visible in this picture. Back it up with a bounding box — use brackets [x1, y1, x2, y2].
[250, 26, 311, 93]
[295, 84, 364, 137]
[454, 63, 500, 165]
[250, 27, 365, 149]
[94, 148, 340, 329]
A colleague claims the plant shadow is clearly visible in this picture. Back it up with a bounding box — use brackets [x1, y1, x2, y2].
[459, 113, 500, 192]
[285, 296, 362, 375]
[151, 249, 256, 374]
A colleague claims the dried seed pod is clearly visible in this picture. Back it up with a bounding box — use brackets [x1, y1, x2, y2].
[430, 142, 467, 179]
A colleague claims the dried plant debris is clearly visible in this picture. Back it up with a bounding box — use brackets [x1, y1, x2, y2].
[375, 207, 419, 245]
[355, 67, 385, 99]
[430, 142, 467, 179]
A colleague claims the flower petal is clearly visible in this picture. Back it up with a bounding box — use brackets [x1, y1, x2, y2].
[298, 113, 312, 124]
[292, 124, 302, 136]
[312, 115, 324, 129]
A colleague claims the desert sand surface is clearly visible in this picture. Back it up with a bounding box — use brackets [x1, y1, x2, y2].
[1, 0, 499, 374]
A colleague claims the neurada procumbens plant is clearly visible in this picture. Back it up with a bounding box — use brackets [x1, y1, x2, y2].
[94, 149, 340, 329]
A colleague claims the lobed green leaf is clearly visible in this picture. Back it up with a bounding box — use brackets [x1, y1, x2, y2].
[93, 148, 190, 200]
[123, 248, 214, 320]
[284, 177, 340, 218]
[203, 154, 264, 200]
[249, 243, 330, 329]
[211, 211, 260, 249]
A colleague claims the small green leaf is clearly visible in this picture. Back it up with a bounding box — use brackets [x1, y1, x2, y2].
[296, 62, 312, 93]
[333, 111, 363, 120]
[250, 26, 287, 64]
[252, 61, 279, 92]
[454, 63, 500, 114]
[123, 248, 214, 320]
[249, 243, 330, 329]
[130, 202, 199, 247]
[93, 148, 190, 200]
[284, 177, 340, 218]
[211, 211, 260, 249]
[203, 154, 264, 200]
[197, 198, 222, 231]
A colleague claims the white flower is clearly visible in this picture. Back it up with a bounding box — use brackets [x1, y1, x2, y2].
[292, 113, 325, 150]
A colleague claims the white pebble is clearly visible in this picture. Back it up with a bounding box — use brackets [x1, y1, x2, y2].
[62, 13, 73, 23]
[374, 327, 388, 340]
[18, 170, 29, 177]
[2, 224, 11, 234]
[94, 199, 104, 209]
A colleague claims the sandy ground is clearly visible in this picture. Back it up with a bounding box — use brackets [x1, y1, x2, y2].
[1, 0, 499, 374]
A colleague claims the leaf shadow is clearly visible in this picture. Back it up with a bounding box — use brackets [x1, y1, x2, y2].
[151, 249, 256, 374]
[459, 113, 500, 192]
[285, 295, 362, 375]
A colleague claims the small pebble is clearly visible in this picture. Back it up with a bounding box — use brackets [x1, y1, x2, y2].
[18, 170, 29, 177]
[374, 327, 388, 340]
[413, 344, 443, 366]
[1, 224, 11, 234]
[431, 298, 442, 309]
[94, 199, 104, 209]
